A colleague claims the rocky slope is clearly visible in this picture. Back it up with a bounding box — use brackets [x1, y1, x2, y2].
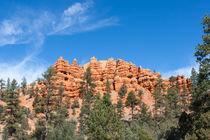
[0, 57, 192, 133]
[52, 56, 191, 108]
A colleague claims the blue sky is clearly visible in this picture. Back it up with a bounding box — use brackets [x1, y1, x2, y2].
[0, 0, 209, 83]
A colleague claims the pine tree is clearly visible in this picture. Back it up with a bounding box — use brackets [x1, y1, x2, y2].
[183, 14, 210, 139]
[29, 82, 35, 98]
[2, 79, 28, 139]
[191, 15, 210, 114]
[0, 104, 4, 122]
[118, 84, 127, 99]
[33, 82, 68, 140]
[180, 84, 189, 112]
[190, 68, 198, 86]
[105, 79, 111, 94]
[125, 123, 156, 140]
[136, 89, 153, 127]
[21, 77, 27, 95]
[85, 94, 125, 139]
[136, 102, 152, 126]
[116, 84, 127, 118]
[47, 121, 84, 140]
[53, 85, 69, 127]
[79, 67, 95, 133]
[0, 79, 5, 100]
[152, 76, 165, 122]
[33, 66, 59, 140]
[116, 99, 124, 118]
[166, 85, 180, 118]
[125, 90, 139, 120]
[71, 99, 80, 116]
[137, 90, 144, 107]
[33, 87, 42, 114]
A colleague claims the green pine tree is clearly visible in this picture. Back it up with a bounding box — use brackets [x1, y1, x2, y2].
[136, 102, 152, 126]
[21, 77, 27, 95]
[47, 121, 84, 140]
[182, 14, 210, 139]
[79, 67, 96, 133]
[2, 79, 28, 139]
[118, 84, 127, 99]
[190, 14, 210, 114]
[33, 66, 59, 140]
[71, 99, 80, 116]
[53, 85, 69, 127]
[165, 83, 180, 118]
[125, 90, 139, 120]
[105, 79, 111, 94]
[116, 84, 127, 118]
[85, 94, 125, 140]
[0, 79, 5, 100]
[152, 76, 165, 123]
[190, 68, 198, 87]
[180, 84, 189, 112]
[116, 99, 123, 118]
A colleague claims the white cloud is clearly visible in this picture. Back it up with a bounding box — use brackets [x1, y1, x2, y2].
[162, 63, 199, 78]
[0, 56, 47, 84]
[51, 1, 92, 34]
[51, 0, 117, 35]
[0, 11, 54, 47]
[0, 0, 118, 83]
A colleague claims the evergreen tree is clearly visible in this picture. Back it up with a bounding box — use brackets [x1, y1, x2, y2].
[182, 14, 210, 139]
[47, 121, 84, 140]
[180, 84, 189, 112]
[116, 99, 124, 118]
[177, 15, 210, 139]
[118, 84, 127, 99]
[165, 83, 180, 118]
[125, 123, 156, 140]
[190, 68, 198, 86]
[71, 99, 80, 116]
[33, 66, 58, 139]
[2, 79, 28, 139]
[0, 104, 5, 121]
[0, 79, 5, 100]
[125, 90, 139, 120]
[28, 82, 35, 98]
[116, 84, 127, 118]
[85, 94, 125, 140]
[32, 119, 46, 140]
[21, 77, 27, 95]
[152, 76, 165, 122]
[190, 14, 210, 114]
[57, 84, 64, 105]
[33, 87, 42, 114]
[79, 67, 95, 133]
[136, 102, 152, 126]
[185, 111, 210, 140]
[6, 78, 10, 91]
[53, 85, 69, 127]
[135, 89, 154, 134]
[105, 79, 111, 94]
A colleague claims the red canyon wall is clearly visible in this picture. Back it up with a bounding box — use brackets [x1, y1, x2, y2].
[53, 56, 191, 108]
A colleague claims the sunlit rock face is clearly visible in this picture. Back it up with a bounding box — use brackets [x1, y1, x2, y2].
[52, 56, 191, 109]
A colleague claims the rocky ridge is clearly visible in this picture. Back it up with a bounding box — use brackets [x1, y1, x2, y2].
[53, 56, 191, 108]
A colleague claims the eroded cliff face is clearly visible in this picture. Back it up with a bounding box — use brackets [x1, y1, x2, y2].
[52, 56, 191, 108]
[0, 56, 192, 131]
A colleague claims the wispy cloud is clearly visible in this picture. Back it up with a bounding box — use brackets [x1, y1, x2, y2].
[0, 0, 118, 83]
[0, 56, 46, 83]
[162, 63, 199, 78]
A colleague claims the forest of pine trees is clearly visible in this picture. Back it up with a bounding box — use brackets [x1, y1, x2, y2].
[0, 15, 209, 140]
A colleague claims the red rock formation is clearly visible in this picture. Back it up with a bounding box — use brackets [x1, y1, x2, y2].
[51, 57, 191, 109]
[54, 57, 84, 98]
